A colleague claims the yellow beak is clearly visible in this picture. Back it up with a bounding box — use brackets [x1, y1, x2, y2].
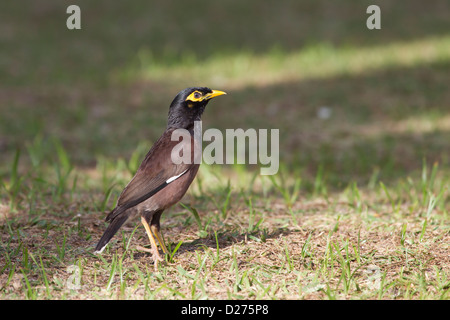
[205, 90, 227, 100]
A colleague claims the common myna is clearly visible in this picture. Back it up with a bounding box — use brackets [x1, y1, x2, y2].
[94, 87, 226, 269]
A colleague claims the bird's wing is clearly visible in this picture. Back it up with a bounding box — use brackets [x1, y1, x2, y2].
[106, 129, 197, 222]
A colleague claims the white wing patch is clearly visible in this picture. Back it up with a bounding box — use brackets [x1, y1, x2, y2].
[166, 169, 188, 184]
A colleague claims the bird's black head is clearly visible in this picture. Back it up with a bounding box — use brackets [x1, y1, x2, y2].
[167, 87, 226, 129]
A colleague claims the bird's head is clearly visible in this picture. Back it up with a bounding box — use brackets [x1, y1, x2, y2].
[167, 87, 226, 129]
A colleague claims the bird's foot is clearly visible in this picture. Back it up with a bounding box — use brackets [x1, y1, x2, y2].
[136, 245, 164, 271]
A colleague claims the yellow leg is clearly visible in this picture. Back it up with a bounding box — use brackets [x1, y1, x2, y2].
[151, 225, 169, 255]
[140, 216, 162, 270]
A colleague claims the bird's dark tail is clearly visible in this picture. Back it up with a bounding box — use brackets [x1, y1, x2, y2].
[94, 214, 129, 253]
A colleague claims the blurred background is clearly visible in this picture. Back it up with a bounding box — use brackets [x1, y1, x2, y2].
[1, 0, 449, 188]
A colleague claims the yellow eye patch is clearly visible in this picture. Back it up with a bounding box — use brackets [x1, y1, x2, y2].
[185, 91, 204, 103]
[185, 89, 227, 105]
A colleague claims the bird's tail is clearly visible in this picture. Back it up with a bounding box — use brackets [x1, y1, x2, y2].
[94, 214, 129, 254]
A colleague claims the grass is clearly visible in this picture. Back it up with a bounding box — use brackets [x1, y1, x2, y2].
[1, 0, 449, 300]
[0, 143, 448, 299]
[124, 35, 450, 90]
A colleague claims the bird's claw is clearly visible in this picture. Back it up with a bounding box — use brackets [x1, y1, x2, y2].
[136, 245, 163, 270]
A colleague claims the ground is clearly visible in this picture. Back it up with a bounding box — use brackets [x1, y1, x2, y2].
[0, 0, 449, 299]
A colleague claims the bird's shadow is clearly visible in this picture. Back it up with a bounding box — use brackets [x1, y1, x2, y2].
[131, 226, 294, 262]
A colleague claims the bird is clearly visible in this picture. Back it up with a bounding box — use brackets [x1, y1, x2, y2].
[94, 87, 226, 269]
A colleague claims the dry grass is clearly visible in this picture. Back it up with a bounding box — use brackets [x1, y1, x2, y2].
[1, 164, 448, 299]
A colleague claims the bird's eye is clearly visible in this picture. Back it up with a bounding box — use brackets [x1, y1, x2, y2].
[185, 90, 205, 103]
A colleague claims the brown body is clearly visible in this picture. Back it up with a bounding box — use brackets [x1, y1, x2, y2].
[137, 165, 199, 214]
[94, 128, 200, 254]
[117, 128, 200, 215]
[94, 87, 226, 269]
